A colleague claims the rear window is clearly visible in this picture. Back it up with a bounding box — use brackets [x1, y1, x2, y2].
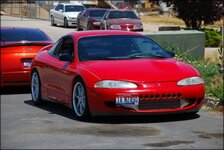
[0, 29, 49, 42]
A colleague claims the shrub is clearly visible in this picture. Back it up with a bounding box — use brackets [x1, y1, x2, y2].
[200, 28, 222, 47]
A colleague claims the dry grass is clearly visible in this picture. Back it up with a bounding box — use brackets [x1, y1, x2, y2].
[141, 15, 223, 28]
[141, 15, 185, 25]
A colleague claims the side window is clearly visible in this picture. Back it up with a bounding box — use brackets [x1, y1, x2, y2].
[55, 36, 74, 58]
[55, 4, 60, 11]
[60, 5, 64, 11]
[48, 40, 62, 55]
[103, 11, 109, 19]
[83, 10, 89, 16]
[55, 4, 63, 11]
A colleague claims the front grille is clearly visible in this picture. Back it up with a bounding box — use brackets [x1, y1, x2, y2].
[139, 93, 182, 100]
[139, 100, 180, 110]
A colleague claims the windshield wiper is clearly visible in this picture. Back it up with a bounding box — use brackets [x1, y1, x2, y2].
[125, 53, 168, 59]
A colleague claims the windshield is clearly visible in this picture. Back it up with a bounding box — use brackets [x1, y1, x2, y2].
[1, 29, 49, 42]
[108, 11, 138, 19]
[89, 10, 107, 17]
[65, 5, 85, 12]
[78, 35, 171, 61]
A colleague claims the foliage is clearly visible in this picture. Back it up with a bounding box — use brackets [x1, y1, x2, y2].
[172, 48, 223, 100]
[164, 0, 223, 29]
[200, 28, 222, 47]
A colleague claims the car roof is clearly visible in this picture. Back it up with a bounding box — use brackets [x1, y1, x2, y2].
[107, 9, 134, 12]
[86, 8, 108, 11]
[59, 2, 84, 6]
[1, 27, 44, 31]
[68, 30, 143, 39]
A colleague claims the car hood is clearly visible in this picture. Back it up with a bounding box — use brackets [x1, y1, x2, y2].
[78, 58, 200, 83]
[108, 18, 142, 25]
[64, 12, 81, 17]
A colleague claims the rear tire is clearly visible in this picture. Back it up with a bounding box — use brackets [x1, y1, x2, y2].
[51, 16, 56, 26]
[72, 78, 90, 120]
[64, 18, 69, 28]
[31, 71, 42, 105]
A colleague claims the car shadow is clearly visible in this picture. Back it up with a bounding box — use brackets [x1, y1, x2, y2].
[1, 86, 31, 95]
[24, 99, 200, 124]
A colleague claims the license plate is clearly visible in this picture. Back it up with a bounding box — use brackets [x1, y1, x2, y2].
[116, 96, 139, 105]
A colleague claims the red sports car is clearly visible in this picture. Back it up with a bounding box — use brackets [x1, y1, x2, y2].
[0, 27, 53, 87]
[100, 10, 143, 31]
[31, 30, 204, 120]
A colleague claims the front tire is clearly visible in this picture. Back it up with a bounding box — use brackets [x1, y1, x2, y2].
[87, 22, 92, 30]
[31, 71, 42, 105]
[72, 79, 90, 120]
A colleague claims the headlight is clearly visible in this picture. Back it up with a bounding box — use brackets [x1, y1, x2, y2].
[94, 80, 137, 88]
[110, 25, 121, 29]
[177, 77, 204, 86]
[134, 24, 143, 29]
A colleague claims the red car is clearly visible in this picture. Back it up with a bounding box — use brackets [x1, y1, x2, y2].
[100, 10, 143, 31]
[77, 8, 108, 30]
[31, 30, 204, 120]
[0, 27, 53, 87]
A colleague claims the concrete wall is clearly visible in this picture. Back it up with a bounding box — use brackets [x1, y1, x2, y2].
[141, 30, 205, 59]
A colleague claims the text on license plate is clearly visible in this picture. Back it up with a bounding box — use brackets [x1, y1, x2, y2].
[116, 97, 139, 105]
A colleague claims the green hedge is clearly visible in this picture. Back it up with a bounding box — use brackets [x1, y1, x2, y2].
[200, 28, 222, 47]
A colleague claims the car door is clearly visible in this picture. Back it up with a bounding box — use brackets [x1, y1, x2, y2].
[45, 36, 75, 104]
[58, 4, 65, 24]
[54, 4, 62, 24]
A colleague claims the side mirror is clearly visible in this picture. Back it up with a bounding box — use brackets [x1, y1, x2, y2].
[166, 50, 175, 57]
[59, 54, 73, 62]
[59, 9, 63, 13]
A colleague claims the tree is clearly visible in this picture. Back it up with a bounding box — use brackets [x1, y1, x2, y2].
[164, 0, 223, 29]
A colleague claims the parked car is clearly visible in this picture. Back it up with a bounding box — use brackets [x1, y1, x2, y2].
[50, 2, 85, 28]
[77, 8, 108, 31]
[31, 30, 204, 120]
[100, 10, 143, 31]
[0, 27, 53, 87]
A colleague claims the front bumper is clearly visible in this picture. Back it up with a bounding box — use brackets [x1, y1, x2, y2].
[87, 83, 205, 116]
[68, 19, 77, 26]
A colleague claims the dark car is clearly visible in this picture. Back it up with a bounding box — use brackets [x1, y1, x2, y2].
[100, 9, 143, 31]
[77, 8, 108, 31]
